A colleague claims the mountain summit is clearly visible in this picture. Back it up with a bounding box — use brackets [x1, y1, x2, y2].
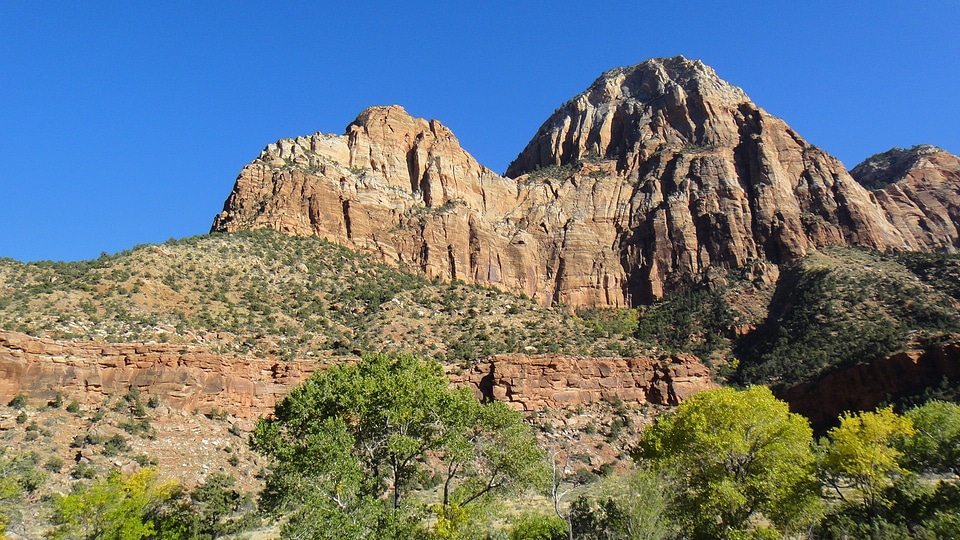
[212, 57, 960, 306]
[506, 56, 750, 175]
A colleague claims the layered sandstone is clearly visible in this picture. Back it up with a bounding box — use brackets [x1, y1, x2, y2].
[213, 57, 959, 306]
[0, 331, 715, 418]
[0, 330, 317, 418]
[852, 146, 960, 252]
[451, 353, 716, 412]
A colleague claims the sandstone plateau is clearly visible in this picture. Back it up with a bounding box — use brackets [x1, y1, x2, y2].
[212, 56, 960, 307]
[0, 330, 714, 422]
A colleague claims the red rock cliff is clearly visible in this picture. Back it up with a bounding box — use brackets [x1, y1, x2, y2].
[0, 331, 716, 418]
[780, 340, 960, 430]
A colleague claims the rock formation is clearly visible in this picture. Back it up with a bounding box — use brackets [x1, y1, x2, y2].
[0, 330, 317, 419]
[213, 56, 960, 306]
[852, 145, 960, 252]
[0, 331, 715, 419]
[451, 353, 716, 412]
[780, 338, 960, 430]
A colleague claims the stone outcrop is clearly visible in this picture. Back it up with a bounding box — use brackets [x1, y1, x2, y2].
[780, 339, 960, 430]
[0, 330, 318, 418]
[0, 331, 716, 418]
[451, 353, 716, 411]
[852, 146, 960, 252]
[213, 56, 959, 306]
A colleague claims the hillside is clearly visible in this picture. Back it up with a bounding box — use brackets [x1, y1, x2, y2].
[736, 247, 960, 386]
[0, 230, 647, 363]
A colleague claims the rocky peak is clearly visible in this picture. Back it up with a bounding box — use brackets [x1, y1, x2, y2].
[505, 56, 751, 176]
[851, 144, 945, 190]
[859, 146, 960, 252]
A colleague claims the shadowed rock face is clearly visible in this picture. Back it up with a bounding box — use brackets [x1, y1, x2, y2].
[212, 56, 958, 306]
[780, 340, 960, 431]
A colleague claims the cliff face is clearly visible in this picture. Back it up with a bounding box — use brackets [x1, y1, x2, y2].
[0, 331, 714, 419]
[780, 340, 960, 430]
[451, 353, 716, 412]
[852, 146, 960, 252]
[0, 330, 317, 419]
[213, 57, 958, 306]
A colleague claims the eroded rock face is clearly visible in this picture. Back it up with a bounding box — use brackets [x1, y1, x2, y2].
[451, 353, 717, 412]
[0, 331, 317, 418]
[0, 331, 715, 418]
[853, 146, 960, 252]
[213, 57, 958, 306]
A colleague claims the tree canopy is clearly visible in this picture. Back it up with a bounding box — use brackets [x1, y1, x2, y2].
[46, 468, 177, 540]
[634, 385, 821, 539]
[819, 406, 916, 513]
[901, 400, 960, 475]
[251, 352, 546, 539]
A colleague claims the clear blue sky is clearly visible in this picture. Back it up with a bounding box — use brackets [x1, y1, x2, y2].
[2, 1, 958, 262]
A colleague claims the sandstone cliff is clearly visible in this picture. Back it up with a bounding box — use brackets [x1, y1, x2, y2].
[852, 145, 960, 252]
[213, 57, 959, 306]
[452, 353, 716, 412]
[0, 331, 714, 419]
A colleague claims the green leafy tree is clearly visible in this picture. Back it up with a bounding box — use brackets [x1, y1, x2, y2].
[152, 473, 257, 539]
[900, 400, 960, 475]
[252, 352, 545, 539]
[635, 386, 820, 539]
[819, 406, 915, 513]
[46, 468, 178, 540]
[436, 395, 547, 508]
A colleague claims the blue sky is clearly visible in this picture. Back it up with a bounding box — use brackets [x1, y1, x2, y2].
[1, 1, 958, 262]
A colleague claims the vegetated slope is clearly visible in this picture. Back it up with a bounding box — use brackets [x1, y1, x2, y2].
[0, 230, 648, 363]
[626, 247, 960, 389]
[735, 247, 960, 387]
[0, 393, 263, 539]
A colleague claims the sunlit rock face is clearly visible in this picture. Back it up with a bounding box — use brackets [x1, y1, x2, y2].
[214, 57, 959, 306]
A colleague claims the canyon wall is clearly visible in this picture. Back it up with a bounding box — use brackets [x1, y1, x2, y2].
[780, 340, 960, 429]
[0, 331, 317, 419]
[451, 353, 716, 411]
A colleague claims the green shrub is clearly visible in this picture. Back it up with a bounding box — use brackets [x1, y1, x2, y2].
[509, 513, 568, 540]
[8, 394, 27, 409]
[44, 457, 64, 473]
[101, 434, 129, 457]
[71, 461, 97, 479]
[48, 393, 63, 409]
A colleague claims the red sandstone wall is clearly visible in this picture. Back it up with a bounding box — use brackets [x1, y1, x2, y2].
[1, 331, 717, 419]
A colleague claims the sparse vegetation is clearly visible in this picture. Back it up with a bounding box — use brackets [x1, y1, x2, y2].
[0, 216, 958, 537]
[0, 230, 649, 361]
